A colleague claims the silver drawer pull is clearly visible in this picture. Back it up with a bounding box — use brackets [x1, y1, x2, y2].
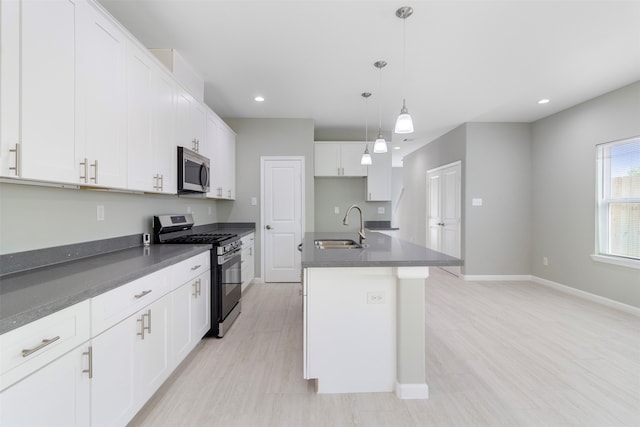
[83, 346, 93, 378]
[134, 289, 152, 299]
[22, 336, 60, 357]
[190, 264, 201, 271]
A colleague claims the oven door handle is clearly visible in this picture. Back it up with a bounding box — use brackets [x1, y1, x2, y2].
[218, 248, 241, 265]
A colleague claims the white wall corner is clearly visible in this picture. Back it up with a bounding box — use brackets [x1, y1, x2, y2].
[531, 276, 640, 317]
[395, 382, 429, 399]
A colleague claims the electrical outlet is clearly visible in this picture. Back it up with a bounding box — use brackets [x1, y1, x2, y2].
[334, 206, 340, 214]
[472, 198, 483, 206]
[367, 291, 385, 304]
[97, 205, 105, 221]
[251, 197, 257, 206]
[187, 206, 192, 214]
[543, 256, 549, 266]
[378, 207, 385, 214]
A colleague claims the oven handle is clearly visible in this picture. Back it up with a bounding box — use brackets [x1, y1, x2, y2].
[218, 247, 241, 265]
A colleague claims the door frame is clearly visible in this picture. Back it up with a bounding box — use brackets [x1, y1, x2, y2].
[260, 156, 306, 282]
[426, 160, 462, 275]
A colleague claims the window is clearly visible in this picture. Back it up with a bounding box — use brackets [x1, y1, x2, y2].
[595, 136, 640, 267]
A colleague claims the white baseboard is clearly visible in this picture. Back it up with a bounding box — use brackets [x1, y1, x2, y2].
[460, 274, 639, 317]
[462, 274, 533, 281]
[394, 382, 429, 399]
[531, 276, 640, 317]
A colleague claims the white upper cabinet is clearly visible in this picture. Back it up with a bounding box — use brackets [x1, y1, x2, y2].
[176, 89, 206, 154]
[0, 0, 78, 183]
[314, 142, 367, 177]
[366, 150, 392, 201]
[150, 70, 177, 194]
[126, 41, 154, 192]
[125, 40, 177, 193]
[76, 0, 127, 188]
[206, 111, 235, 199]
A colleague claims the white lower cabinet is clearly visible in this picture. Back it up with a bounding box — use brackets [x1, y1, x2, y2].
[91, 291, 172, 427]
[0, 252, 211, 427]
[241, 233, 255, 289]
[173, 271, 210, 365]
[0, 344, 91, 427]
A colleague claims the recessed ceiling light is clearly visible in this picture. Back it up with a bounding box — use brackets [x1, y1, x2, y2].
[254, 96, 265, 102]
[394, 146, 401, 150]
[538, 98, 550, 104]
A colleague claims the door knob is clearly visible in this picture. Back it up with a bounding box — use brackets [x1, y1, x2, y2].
[266, 225, 272, 230]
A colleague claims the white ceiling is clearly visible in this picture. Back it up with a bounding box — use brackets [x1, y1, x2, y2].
[97, 0, 640, 166]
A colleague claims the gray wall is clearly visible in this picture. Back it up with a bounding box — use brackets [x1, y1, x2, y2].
[531, 81, 640, 307]
[399, 124, 467, 247]
[0, 183, 217, 254]
[218, 118, 315, 277]
[314, 178, 390, 232]
[400, 123, 532, 277]
[465, 123, 532, 275]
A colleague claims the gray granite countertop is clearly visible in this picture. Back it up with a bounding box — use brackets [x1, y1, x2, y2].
[302, 232, 463, 268]
[0, 244, 210, 334]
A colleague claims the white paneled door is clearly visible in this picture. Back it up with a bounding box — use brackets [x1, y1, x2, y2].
[262, 157, 304, 282]
[427, 162, 461, 275]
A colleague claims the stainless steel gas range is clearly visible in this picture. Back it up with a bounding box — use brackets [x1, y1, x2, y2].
[153, 214, 242, 337]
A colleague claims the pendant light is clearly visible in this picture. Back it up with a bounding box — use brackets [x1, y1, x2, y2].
[373, 61, 388, 153]
[395, 6, 414, 134]
[360, 92, 372, 165]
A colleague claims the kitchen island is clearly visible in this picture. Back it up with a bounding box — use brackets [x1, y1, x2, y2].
[301, 231, 463, 399]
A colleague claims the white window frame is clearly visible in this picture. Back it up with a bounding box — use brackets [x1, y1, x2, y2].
[592, 136, 640, 269]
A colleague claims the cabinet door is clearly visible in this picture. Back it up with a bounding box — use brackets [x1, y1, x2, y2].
[135, 295, 172, 405]
[191, 101, 206, 154]
[314, 143, 340, 176]
[340, 144, 368, 177]
[126, 41, 154, 192]
[366, 150, 392, 201]
[241, 233, 255, 288]
[76, 1, 127, 188]
[0, 0, 77, 183]
[222, 125, 236, 199]
[0, 345, 90, 427]
[205, 112, 221, 198]
[91, 315, 137, 427]
[151, 70, 177, 194]
[173, 272, 210, 365]
[176, 89, 193, 149]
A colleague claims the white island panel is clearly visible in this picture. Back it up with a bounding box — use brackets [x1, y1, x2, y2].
[305, 267, 396, 394]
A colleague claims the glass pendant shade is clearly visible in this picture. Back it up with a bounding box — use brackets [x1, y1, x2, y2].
[394, 99, 414, 134]
[360, 146, 372, 165]
[373, 132, 387, 153]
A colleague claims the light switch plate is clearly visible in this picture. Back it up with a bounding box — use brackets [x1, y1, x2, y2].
[251, 197, 257, 206]
[472, 198, 483, 207]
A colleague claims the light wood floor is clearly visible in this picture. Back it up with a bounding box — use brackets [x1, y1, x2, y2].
[128, 269, 640, 427]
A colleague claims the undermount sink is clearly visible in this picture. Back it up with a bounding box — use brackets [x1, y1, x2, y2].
[314, 239, 363, 249]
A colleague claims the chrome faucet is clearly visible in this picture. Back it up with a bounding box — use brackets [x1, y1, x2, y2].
[343, 204, 365, 244]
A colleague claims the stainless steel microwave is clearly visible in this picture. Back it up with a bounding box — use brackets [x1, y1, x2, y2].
[177, 146, 210, 194]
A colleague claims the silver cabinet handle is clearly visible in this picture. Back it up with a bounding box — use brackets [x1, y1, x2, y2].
[197, 279, 202, 297]
[227, 189, 232, 198]
[137, 309, 151, 339]
[80, 158, 89, 183]
[83, 346, 93, 378]
[191, 264, 201, 271]
[192, 281, 198, 297]
[146, 309, 151, 334]
[137, 314, 145, 340]
[22, 336, 60, 357]
[134, 289, 152, 299]
[90, 160, 98, 183]
[9, 143, 19, 176]
[217, 187, 222, 197]
[159, 174, 163, 191]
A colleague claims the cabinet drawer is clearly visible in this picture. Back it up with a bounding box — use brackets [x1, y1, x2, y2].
[91, 268, 171, 336]
[172, 252, 210, 288]
[0, 300, 90, 391]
